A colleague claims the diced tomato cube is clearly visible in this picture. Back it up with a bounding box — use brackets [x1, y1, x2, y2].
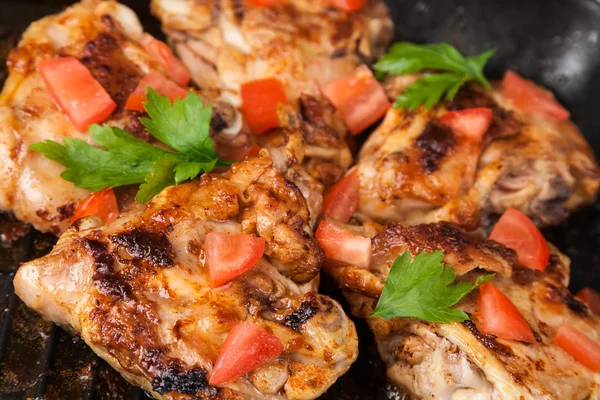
[140, 33, 191, 87]
[71, 188, 119, 224]
[554, 324, 600, 372]
[478, 282, 536, 343]
[322, 64, 390, 135]
[488, 208, 549, 272]
[210, 321, 284, 385]
[39, 56, 116, 131]
[328, 0, 367, 12]
[322, 169, 360, 223]
[315, 221, 372, 269]
[502, 70, 570, 121]
[440, 107, 493, 141]
[248, 0, 280, 6]
[241, 78, 289, 134]
[205, 232, 266, 288]
[125, 72, 189, 112]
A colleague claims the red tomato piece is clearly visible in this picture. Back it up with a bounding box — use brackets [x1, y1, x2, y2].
[478, 282, 536, 343]
[322, 169, 360, 223]
[554, 324, 600, 372]
[322, 64, 390, 135]
[315, 221, 372, 269]
[210, 321, 283, 385]
[140, 33, 191, 87]
[248, 0, 280, 6]
[125, 72, 189, 112]
[502, 70, 570, 121]
[205, 232, 266, 288]
[488, 208, 549, 272]
[241, 78, 289, 134]
[328, 0, 367, 12]
[440, 107, 493, 141]
[39, 57, 116, 132]
[71, 188, 119, 224]
[576, 287, 600, 315]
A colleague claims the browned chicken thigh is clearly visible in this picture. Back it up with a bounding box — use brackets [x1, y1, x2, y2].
[328, 222, 600, 399]
[351, 79, 600, 229]
[152, 0, 394, 197]
[15, 155, 359, 399]
[151, 0, 393, 101]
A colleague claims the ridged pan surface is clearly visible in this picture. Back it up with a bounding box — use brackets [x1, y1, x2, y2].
[0, 0, 598, 398]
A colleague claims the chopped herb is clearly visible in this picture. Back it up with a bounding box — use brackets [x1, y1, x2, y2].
[374, 42, 495, 110]
[31, 88, 231, 203]
[371, 250, 494, 323]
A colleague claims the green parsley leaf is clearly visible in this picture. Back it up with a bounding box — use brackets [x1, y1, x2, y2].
[374, 42, 495, 110]
[137, 154, 179, 203]
[31, 88, 232, 202]
[370, 251, 494, 323]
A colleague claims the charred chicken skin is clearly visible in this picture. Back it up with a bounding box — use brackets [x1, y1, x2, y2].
[351, 79, 600, 229]
[329, 222, 600, 399]
[14, 155, 358, 399]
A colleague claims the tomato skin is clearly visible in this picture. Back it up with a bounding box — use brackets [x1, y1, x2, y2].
[502, 70, 570, 121]
[440, 108, 493, 141]
[125, 72, 189, 112]
[205, 232, 266, 288]
[315, 221, 372, 269]
[322, 169, 359, 223]
[248, 0, 280, 6]
[39, 57, 116, 132]
[478, 282, 536, 343]
[140, 33, 191, 87]
[209, 321, 283, 386]
[488, 208, 549, 272]
[241, 78, 289, 134]
[554, 324, 600, 372]
[328, 0, 367, 12]
[71, 188, 119, 224]
[576, 287, 600, 315]
[322, 64, 390, 135]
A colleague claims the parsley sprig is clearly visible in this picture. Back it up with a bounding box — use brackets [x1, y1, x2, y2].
[374, 42, 495, 110]
[371, 251, 494, 323]
[30, 88, 231, 203]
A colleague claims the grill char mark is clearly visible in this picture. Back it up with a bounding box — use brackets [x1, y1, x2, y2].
[416, 122, 455, 173]
[285, 295, 319, 331]
[85, 239, 133, 300]
[109, 229, 174, 268]
[152, 366, 214, 396]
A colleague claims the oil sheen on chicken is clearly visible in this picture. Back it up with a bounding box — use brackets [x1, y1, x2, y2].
[352, 79, 600, 229]
[329, 222, 600, 399]
[14, 155, 358, 399]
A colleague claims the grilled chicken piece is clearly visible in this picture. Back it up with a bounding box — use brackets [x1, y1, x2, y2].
[0, 0, 270, 235]
[151, 0, 393, 101]
[353, 80, 600, 229]
[329, 222, 600, 399]
[14, 155, 358, 399]
[152, 0, 393, 191]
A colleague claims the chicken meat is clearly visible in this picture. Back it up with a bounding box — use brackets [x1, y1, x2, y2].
[329, 222, 600, 399]
[352, 79, 600, 229]
[151, 0, 394, 192]
[0, 0, 198, 234]
[15, 155, 358, 399]
[151, 0, 393, 102]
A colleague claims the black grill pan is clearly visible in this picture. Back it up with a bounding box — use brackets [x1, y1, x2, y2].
[0, 0, 599, 398]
